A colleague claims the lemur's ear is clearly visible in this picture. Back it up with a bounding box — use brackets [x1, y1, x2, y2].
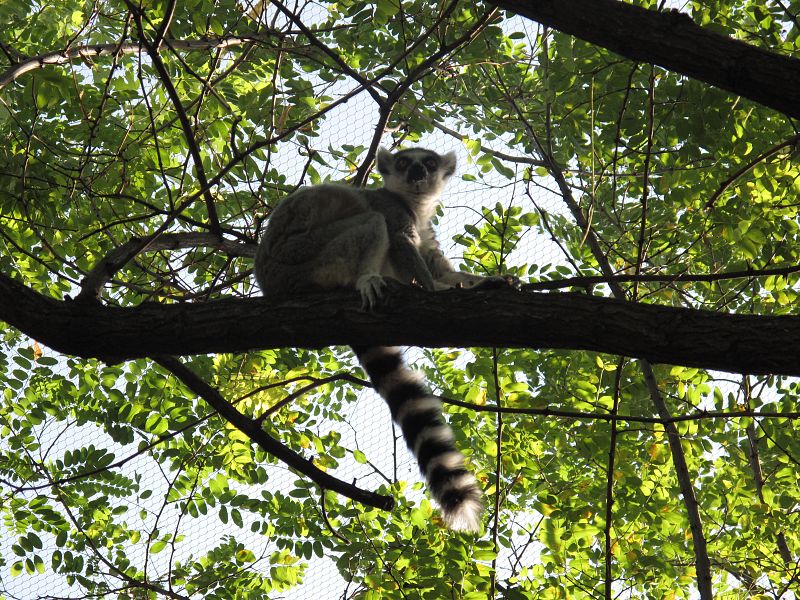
[440, 151, 457, 177]
[376, 147, 393, 174]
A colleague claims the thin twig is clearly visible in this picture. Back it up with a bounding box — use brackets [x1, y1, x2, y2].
[704, 133, 800, 210]
[603, 359, 624, 598]
[489, 347, 504, 599]
[320, 490, 351, 545]
[522, 262, 800, 291]
[440, 395, 800, 424]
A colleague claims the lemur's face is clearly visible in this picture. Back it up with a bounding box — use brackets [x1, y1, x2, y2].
[377, 148, 457, 198]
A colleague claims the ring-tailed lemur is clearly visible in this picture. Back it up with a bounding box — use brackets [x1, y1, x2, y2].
[254, 147, 515, 532]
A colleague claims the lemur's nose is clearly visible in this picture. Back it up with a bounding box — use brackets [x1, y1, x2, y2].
[407, 163, 426, 182]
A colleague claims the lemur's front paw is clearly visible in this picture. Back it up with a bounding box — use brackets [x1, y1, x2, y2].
[356, 273, 386, 309]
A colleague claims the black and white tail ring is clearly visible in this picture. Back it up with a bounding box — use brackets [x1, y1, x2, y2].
[353, 345, 483, 532]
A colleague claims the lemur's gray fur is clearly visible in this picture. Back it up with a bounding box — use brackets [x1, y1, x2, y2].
[255, 147, 509, 532]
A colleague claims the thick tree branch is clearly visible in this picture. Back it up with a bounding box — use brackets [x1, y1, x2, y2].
[154, 356, 394, 510]
[490, 0, 800, 120]
[2, 272, 800, 376]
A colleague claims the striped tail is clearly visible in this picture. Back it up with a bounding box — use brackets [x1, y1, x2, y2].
[353, 345, 482, 532]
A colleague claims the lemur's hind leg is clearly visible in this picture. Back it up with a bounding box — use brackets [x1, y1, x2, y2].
[425, 246, 520, 290]
[310, 211, 390, 308]
[435, 271, 521, 290]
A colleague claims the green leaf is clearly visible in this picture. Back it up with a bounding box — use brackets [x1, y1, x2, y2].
[149, 541, 167, 554]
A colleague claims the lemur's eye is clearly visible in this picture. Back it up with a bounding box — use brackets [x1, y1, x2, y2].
[423, 158, 438, 171]
[396, 157, 410, 170]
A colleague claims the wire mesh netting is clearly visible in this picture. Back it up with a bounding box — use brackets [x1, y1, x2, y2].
[3, 1, 800, 598]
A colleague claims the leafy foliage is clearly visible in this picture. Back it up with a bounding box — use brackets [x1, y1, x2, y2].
[1, 0, 800, 598]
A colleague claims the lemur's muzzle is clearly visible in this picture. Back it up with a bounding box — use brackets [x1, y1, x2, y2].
[407, 163, 426, 182]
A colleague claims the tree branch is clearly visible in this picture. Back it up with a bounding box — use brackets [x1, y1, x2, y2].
[3, 272, 800, 376]
[523, 263, 800, 291]
[154, 356, 394, 511]
[76, 233, 256, 301]
[704, 133, 800, 210]
[0, 37, 265, 90]
[441, 395, 800, 425]
[127, 1, 222, 235]
[489, 66, 714, 597]
[490, 0, 800, 119]
[743, 377, 793, 566]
